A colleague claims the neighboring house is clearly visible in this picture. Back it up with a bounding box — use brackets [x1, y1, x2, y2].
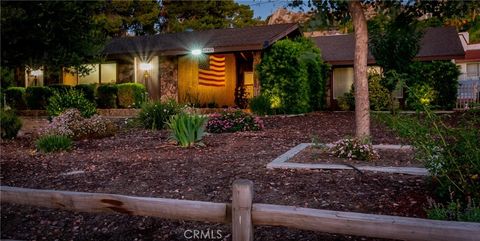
[312, 27, 465, 109]
[456, 32, 480, 108]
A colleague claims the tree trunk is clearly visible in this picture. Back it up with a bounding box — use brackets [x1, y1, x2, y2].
[348, 0, 370, 139]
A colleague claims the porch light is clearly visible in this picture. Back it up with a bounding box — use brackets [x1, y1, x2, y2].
[139, 62, 153, 71]
[31, 69, 43, 77]
[191, 49, 202, 55]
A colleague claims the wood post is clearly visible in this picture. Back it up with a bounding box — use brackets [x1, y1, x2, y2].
[232, 179, 254, 241]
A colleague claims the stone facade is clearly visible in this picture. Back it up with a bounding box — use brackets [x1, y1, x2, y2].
[159, 56, 179, 101]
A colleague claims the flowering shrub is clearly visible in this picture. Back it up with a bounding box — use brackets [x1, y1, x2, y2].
[42, 109, 116, 140]
[205, 109, 263, 133]
[330, 138, 379, 161]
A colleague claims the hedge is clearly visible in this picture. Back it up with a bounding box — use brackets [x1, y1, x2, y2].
[116, 83, 146, 108]
[96, 84, 118, 108]
[25, 86, 52, 110]
[74, 84, 96, 103]
[5, 87, 27, 110]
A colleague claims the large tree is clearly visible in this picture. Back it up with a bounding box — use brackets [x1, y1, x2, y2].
[1, 1, 106, 82]
[160, 0, 262, 33]
[293, 0, 375, 138]
[94, 0, 162, 37]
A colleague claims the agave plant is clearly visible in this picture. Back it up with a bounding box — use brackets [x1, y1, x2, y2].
[166, 113, 207, 147]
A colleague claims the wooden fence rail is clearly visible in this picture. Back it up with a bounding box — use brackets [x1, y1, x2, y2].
[2, 181, 480, 241]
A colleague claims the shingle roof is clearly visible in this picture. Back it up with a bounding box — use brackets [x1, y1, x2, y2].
[312, 27, 465, 65]
[104, 23, 300, 56]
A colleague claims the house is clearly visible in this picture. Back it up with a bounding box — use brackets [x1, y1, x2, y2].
[456, 32, 480, 107]
[55, 23, 300, 107]
[312, 27, 465, 109]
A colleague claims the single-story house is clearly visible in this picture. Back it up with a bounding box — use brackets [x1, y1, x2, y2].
[58, 23, 300, 107]
[313, 26, 465, 108]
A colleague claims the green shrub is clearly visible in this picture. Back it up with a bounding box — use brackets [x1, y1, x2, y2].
[47, 89, 97, 118]
[0, 66, 14, 89]
[369, 73, 392, 111]
[4, 87, 27, 110]
[74, 84, 96, 103]
[407, 61, 460, 110]
[378, 108, 480, 205]
[249, 94, 273, 115]
[427, 200, 480, 222]
[205, 109, 263, 133]
[25, 86, 52, 110]
[257, 37, 329, 114]
[96, 84, 118, 108]
[36, 135, 72, 153]
[48, 84, 73, 93]
[406, 83, 437, 111]
[0, 109, 22, 139]
[166, 113, 207, 147]
[43, 109, 117, 140]
[330, 138, 379, 161]
[139, 99, 182, 130]
[116, 83, 146, 108]
[337, 91, 355, 111]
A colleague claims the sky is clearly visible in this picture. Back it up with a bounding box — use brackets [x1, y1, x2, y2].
[236, 0, 306, 19]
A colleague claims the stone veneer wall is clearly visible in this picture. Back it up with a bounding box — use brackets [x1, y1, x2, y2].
[159, 56, 179, 101]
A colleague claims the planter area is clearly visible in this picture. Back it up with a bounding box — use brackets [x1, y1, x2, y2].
[0, 112, 432, 240]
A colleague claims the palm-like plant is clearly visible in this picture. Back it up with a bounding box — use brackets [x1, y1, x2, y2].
[166, 113, 207, 147]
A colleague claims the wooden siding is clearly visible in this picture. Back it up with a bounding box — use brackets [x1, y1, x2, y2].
[178, 54, 236, 107]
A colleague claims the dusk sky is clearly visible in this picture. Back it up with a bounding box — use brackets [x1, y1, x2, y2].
[236, 0, 307, 19]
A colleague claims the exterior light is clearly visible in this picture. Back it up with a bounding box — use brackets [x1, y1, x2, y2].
[191, 49, 202, 55]
[139, 62, 153, 71]
[31, 69, 43, 77]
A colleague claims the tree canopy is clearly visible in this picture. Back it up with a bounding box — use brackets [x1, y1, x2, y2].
[160, 0, 262, 33]
[1, 1, 106, 77]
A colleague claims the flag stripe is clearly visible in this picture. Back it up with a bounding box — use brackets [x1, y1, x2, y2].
[199, 72, 225, 78]
[198, 82, 226, 87]
[198, 54, 226, 87]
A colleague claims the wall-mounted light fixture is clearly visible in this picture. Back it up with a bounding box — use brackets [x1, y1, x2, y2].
[139, 62, 153, 79]
[139, 62, 153, 71]
[191, 49, 202, 56]
[30, 69, 43, 77]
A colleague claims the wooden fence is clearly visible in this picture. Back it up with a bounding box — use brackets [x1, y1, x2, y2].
[457, 80, 480, 109]
[1, 180, 480, 241]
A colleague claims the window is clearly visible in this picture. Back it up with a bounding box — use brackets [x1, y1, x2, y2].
[333, 67, 354, 99]
[466, 63, 480, 78]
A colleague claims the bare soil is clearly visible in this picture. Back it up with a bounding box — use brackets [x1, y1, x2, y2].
[289, 146, 422, 167]
[1, 112, 431, 241]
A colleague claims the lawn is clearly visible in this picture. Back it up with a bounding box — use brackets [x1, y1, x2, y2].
[1, 112, 431, 241]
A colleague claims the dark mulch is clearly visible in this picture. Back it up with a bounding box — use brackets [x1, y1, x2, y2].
[290, 146, 422, 167]
[1, 112, 432, 241]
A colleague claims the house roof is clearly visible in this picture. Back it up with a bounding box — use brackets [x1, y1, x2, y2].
[104, 23, 300, 57]
[456, 49, 480, 63]
[312, 27, 465, 66]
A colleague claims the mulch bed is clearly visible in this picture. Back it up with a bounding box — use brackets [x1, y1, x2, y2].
[289, 146, 422, 167]
[1, 112, 432, 241]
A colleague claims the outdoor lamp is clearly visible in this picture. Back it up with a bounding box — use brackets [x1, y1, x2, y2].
[31, 69, 42, 77]
[191, 49, 202, 55]
[139, 62, 153, 71]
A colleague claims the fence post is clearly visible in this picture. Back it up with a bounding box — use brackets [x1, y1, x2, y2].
[232, 179, 254, 241]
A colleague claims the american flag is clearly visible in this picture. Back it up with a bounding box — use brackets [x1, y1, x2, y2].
[198, 55, 226, 87]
